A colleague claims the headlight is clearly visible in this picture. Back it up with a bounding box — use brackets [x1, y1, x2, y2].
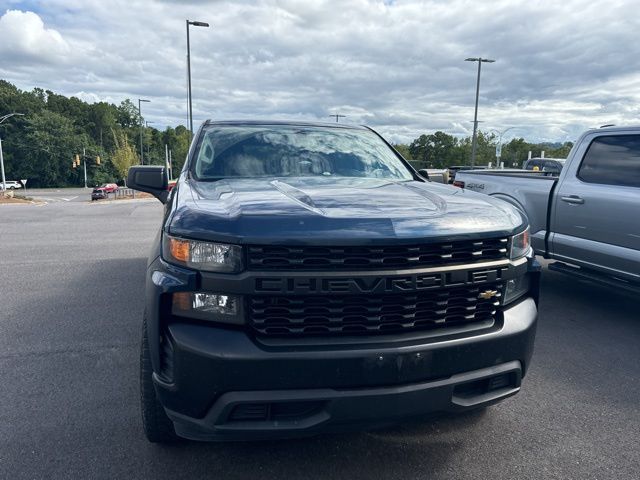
[172, 292, 244, 324]
[510, 227, 530, 260]
[162, 234, 243, 272]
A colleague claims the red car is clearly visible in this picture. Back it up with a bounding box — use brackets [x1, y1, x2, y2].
[101, 183, 119, 193]
[91, 183, 119, 201]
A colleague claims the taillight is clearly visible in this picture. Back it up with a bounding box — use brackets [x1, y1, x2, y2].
[453, 180, 465, 188]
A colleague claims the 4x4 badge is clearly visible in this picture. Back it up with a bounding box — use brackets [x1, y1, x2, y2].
[478, 290, 498, 299]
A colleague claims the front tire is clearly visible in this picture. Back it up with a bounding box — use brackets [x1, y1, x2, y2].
[140, 316, 180, 443]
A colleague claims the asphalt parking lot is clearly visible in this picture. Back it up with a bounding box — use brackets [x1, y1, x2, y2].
[1, 198, 638, 480]
[17, 187, 91, 203]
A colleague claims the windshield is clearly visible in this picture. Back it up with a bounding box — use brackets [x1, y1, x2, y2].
[191, 125, 413, 181]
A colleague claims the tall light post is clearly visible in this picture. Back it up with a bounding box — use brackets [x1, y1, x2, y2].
[0, 113, 24, 193]
[145, 121, 154, 160]
[465, 57, 495, 167]
[186, 19, 210, 138]
[138, 98, 150, 164]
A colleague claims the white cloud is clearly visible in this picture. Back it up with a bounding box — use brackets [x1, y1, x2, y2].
[1, 0, 640, 143]
[0, 9, 70, 63]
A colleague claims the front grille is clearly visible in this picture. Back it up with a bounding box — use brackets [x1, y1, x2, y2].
[248, 283, 502, 337]
[247, 237, 508, 271]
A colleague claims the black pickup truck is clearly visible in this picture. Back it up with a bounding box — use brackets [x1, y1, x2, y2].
[127, 120, 540, 442]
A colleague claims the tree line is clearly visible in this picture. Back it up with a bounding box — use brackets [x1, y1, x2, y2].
[394, 131, 573, 170]
[0, 80, 574, 188]
[0, 80, 190, 188]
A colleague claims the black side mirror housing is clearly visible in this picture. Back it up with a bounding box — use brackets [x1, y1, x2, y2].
[127, 166, 169, 203]
[417, 168, 430, 180]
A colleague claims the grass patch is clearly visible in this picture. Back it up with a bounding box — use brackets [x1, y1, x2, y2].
[0, 195, 34, 204]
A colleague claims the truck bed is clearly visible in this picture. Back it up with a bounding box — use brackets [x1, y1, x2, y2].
[454, 170, 558, 255]
[455, 126, 640, 288]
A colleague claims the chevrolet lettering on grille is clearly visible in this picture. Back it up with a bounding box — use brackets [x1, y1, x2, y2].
[255, 267, 503, 294]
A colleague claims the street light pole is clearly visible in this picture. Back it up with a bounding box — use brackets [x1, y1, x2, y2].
[186, 19, 210, 138]
[145, 122, 154, 159]
[165, 144, 170, 180]
[138, 99, 150, 165]
[465, 57, 495, 167]
[492, 126, 515, 163]
[0, 113, 24, 193]
[329, 114, 346, 123]
[0, 136, 6, 194]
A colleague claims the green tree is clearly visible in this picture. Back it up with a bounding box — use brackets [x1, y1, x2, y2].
[409, 131, 460, 168]
[162, 125, 190, 174]
[544, 142, 574, 159]
[393, 143, 413, 161]
[111, 129, 139, 183]
[116, 99, 141, 129]
[88, 102, 117, 151]
[46, 91, 90, 131]
[0, 81, 181, 187]
[501, 137, 535, 167]
[0, 81, 46, 116]
[11, 110, 85, 187]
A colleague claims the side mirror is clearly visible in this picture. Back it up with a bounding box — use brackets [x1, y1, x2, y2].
[418, 168, 430, 180]
[127, 166, 169, 203]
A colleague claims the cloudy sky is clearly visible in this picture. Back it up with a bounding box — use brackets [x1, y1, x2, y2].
[1, 0, 639, 143]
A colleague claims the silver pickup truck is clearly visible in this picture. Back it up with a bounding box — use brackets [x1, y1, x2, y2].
[455, 126, 640, 291]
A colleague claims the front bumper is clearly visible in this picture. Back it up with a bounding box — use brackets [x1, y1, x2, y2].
[167, 360, 525, 441]
[146, 256, 539, 441]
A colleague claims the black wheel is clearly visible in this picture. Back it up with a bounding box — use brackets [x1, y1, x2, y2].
[140, 316, 180, 443]
[9, 186, 15, 190]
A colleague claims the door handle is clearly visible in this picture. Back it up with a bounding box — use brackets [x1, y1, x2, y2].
[560, 195, 584, 205]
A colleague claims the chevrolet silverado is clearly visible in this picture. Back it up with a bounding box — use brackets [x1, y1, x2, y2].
[127, 120, 540, 442]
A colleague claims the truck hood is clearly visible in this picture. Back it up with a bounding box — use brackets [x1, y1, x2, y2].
[168, 176, 525, 244]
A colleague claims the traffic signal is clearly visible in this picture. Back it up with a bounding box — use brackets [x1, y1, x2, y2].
[72, 160, 77, 169]
[96, 155, 101, 165]
[75, 154, 80, 167]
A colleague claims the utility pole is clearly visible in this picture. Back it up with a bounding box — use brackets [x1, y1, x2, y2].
[0, 113, 24, 193]
[145, 121, 153, 161]
[186, 19, 210, 138]
[465, 57, 495, 167]
[0, 137, 5, 194]
[329, 114, 346, 123]
[138, 98, 150, 164]
[165, 144, 171, 180]
[83, 147, 88, 188]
